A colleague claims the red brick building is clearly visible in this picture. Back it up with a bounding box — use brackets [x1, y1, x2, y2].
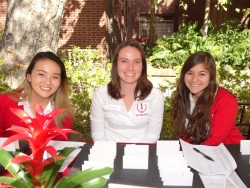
[0, 0, 249, 58]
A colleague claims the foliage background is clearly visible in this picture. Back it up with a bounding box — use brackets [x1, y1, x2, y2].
[60, 46, 111, 141]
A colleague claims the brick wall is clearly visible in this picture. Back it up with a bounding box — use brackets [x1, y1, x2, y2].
[59, 0, 111, 56]
[0, 0, 8, 28]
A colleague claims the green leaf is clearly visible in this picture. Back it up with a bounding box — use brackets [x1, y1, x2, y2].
[79, 177, 107, 188]
[0, 176, 30, 188]
[0, 149, 30, 185]
[54, 166, 113, 188]
[41, 147, 76, 188]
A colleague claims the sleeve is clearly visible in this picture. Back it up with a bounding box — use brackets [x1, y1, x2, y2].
[139, 89, 165, 143]
[202, 93, 238, 146]
[90, 89, 108, 141]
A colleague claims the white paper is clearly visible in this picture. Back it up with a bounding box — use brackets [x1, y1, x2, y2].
[199, 171, 247, 188]
[88, 154, 115, 162]
[156, 140, 180, 156]
[240, 140, 250, 155]
[226, 171, 247, 188]
[84, 142, 117, 173]
[158, 158, 187, 169]
[161, 168, 193, 186]
[124, 144, 149, 156]
[180, 139, 237, 176]
[156, 140, 193, 186]
[199, 173, 225, 188]
[123, 155, 148, 169]
[123, 145, 149, 169]
[158, 154, 187, 171]
[225, 176, 238, 188]
[88, 143, 116, 162]
[89, 148, 117, 155]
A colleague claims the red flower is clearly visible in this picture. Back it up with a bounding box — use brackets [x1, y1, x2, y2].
[0, 102, 78, 184]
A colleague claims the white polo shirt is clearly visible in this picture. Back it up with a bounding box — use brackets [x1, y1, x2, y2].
[90, 85, 165, 143]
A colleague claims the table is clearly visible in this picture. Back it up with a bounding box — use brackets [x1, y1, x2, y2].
[68, 143, 250, 188]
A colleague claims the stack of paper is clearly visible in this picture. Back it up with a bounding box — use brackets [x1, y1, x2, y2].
[82, 141, 117, 179]
[156, 140, 193, 186]
[123, 144, 149, 169]
[240, 140, 250, 164]
[180, 139, 247, 188]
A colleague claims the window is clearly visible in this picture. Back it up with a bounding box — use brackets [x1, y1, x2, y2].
[139, 15, 174, 40]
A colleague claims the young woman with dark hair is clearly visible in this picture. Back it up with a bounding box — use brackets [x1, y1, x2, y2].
[171, 51, 243, 145]
[90, 39, 164, 143]
[0, 51, 74, 139]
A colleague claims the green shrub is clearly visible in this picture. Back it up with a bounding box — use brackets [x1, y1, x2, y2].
[149, 20, 250, 69]
[0, 60, 11, 94]
[158, 80, 176, 140]
[62, 46, 111, 141]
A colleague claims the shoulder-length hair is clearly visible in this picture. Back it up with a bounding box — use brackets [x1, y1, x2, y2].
[171, 51, 218, 144]
[107, 39, 153, 100]
[7, 51, 74, 127]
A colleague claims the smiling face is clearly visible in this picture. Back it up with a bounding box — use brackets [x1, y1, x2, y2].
[184, 63, 210, 100]
[117, 46, 143, 88]
[27, 59, 61, 104]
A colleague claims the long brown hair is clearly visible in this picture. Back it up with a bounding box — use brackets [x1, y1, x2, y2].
[171, 51, 218, 144]
[107, 39, 153, 100]
[7, 51, 74, 126]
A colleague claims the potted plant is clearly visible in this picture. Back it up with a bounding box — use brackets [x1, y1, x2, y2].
[0, 103, 113, 188]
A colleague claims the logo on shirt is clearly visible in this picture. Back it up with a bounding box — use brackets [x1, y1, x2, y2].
[135, 102, 149, 116]
[136, 102, 147, 113]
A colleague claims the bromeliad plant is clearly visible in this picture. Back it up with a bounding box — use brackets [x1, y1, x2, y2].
[0, 103, 113, 188]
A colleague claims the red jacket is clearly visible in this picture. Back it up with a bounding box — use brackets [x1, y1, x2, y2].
[0, 93, 72, 140]
[184, 87, 244, 146]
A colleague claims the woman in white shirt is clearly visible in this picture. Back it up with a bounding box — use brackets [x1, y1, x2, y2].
[90, 39, 164, 143]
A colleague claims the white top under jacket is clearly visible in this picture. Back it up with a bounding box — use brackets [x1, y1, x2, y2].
[90, 85, 165, 143]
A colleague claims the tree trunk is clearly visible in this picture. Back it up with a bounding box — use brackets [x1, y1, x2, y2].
[202, 0, 210, 41]
[149, 0, 155, 45]
[0, 0, 67, 87]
